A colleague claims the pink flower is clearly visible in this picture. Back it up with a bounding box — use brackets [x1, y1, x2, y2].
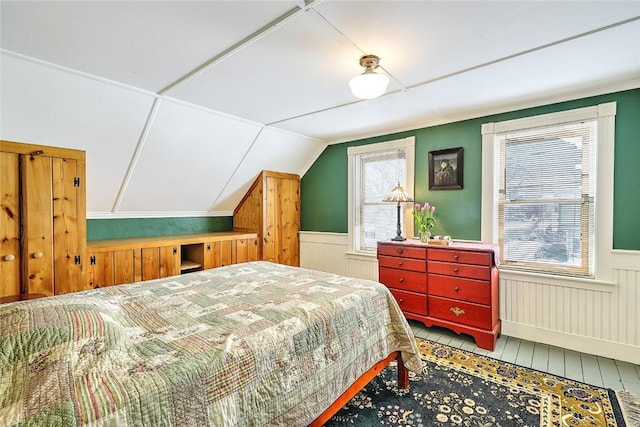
[412, 201, 437, 233]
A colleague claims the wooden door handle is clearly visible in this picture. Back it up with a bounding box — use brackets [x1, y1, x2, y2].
[33, 252, 44, 259]
[4, 254, 15, 261]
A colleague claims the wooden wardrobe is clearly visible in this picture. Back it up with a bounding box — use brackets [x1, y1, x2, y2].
[233, 170, 300, 266]
[0, 141, 87, 299]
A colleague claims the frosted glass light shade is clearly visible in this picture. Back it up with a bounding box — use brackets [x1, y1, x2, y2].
[349, 71, 390, 99]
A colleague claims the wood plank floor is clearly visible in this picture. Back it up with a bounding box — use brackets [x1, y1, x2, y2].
[408, 320, 640, 397]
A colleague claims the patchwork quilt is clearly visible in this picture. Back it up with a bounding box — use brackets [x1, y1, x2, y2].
[0, 261, 420, 426]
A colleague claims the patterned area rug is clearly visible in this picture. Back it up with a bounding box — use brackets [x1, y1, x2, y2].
[327, 338, 640, 426]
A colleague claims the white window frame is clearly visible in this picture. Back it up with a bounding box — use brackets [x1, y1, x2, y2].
[347, 136, 415, 255]
[481, 102, 616, 288]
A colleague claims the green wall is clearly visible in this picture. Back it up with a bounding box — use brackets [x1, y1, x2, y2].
[301, 88, 640, 250]
[87, 216, 233, 241]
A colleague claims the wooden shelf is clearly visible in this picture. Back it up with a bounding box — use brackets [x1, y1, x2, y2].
[180, 260, 202, 272]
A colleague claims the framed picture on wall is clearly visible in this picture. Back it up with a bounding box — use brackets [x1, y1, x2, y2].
[429, 147, 463, 190]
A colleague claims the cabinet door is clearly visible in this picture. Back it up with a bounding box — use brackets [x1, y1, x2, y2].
[248, 238, 259, 262]
[135, 246, 179, 282]
[235, 238, 259, 264]
[236, 239, 248, 264]
[160, 246, 180, 277]
[52, 157, 86, 294]
[264, 175, 299, 266]
[280, 176, 300, 266]
[114, 249, 135, 285]
[88, 251, 115, 288]
[204, 240, 233, 269]
[22, 155, 54, 296]
[87, 250, 137, 288]
[0, 152, 21, 298]
[138, 247, 160, 281]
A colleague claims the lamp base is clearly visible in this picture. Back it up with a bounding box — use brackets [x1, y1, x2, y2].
[391, 236, 406, 242]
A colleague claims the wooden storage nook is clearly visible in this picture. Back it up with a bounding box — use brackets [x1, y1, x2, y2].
[378, 240, 500, 350]
[87, 232, 258, 289]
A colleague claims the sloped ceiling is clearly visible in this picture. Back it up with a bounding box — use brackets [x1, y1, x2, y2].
[1, 1, 639, 218]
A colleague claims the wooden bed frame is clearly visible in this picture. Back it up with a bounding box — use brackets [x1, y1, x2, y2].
[309, 351, 408, 426]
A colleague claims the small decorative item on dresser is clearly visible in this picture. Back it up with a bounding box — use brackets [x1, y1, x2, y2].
[429, 235, 453, 246]
[412, 202, 436, 242]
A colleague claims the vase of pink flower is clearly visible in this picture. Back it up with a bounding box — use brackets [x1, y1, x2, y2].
[412, 202, 436, 243]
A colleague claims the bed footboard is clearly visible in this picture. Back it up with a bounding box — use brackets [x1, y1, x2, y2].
[309, 351, 408, 426]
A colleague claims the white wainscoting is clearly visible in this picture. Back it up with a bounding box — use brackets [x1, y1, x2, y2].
[300, 232, 640, 364]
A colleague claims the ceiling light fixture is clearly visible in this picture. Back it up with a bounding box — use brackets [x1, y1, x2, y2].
[349, 54, 390, 100]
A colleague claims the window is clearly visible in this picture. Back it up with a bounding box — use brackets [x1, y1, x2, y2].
[482, 103, 616, 280]
[348, 137, 415, 253]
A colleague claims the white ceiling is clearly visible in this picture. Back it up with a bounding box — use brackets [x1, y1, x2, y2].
[1, 1, 639, 217]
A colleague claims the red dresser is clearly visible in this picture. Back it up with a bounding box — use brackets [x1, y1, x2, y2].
[378, 240, 500, 350]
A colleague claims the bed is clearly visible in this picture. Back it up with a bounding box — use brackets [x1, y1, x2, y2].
[0, 261, 421, 426]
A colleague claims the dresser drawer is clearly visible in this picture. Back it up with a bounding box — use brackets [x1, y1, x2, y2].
[428, 296, 492, 329]
[428, 274, 491, 305]
[380, 267, 427, 293]
[378, 244, 427, 260]
[428, 248, 490, 266]
[389, 289, 427, 315]
[428, 261, 491, 281]
[378, 255, 427, 273]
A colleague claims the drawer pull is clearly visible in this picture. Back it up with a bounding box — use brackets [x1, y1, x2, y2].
[399, 298, 404, 303]
[399, 278, 404, 283]
[4, 254, 15, 261]
[398, 262, 403, 266]
[454, 254, 459, 259]
[454, 287, 460, 292]
[453, 268, 459, 273]
[397, 249, 403, 254]
[450, 307, 465, 316]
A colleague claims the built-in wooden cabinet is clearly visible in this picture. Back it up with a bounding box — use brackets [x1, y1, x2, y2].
[0, 141, 87, 299]
[234, 170, 300, 266]
[86, 232, 258, 288]
[378, 240, 500, 350]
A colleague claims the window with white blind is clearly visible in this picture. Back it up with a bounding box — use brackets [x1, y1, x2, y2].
[482, 103, 616, 281]
[498, 120, 596, 276]
[348, 137, 415, 253]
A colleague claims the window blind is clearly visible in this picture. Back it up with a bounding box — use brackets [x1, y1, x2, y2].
[497, 119, 596, 276]
[357, 150, 406, 251]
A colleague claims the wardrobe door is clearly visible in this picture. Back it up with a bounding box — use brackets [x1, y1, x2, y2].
[0, 152, 21, 297]
[263, 175, 300, 266]
[21, 154, 55, 296]
[263, 175, 279, 263]
[52, 157, 86, 294]
[280, 175, 300, 266]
